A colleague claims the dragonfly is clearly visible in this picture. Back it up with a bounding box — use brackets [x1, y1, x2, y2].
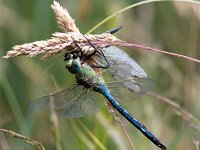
[30, 46, 166, 150]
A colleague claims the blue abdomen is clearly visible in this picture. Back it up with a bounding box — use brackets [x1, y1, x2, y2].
[99, 85, 166, 150]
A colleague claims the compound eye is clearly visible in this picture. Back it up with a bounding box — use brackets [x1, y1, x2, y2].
[64, 53, 70, 61]
[69, 54, 74, 59]
[78, 51, 82, 57]
[66, 54, 73, 60]
[73, 53, 78, 59]
[70, 50, 78, 59]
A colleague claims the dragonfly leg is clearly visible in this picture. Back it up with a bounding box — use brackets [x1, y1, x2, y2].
[66, 27, 123, 69]
[83, 26, 123, 68]
[71, 36, 83, 59]
[64, 37, 82, 62]
[83, 35, 110, 69]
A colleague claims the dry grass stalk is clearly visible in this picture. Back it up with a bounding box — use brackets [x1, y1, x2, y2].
[148, 92, 200, 128]
[193, 140, 200, 150]
[2, 1, 120, 60]
[3, 32, 119, 59]
[3, 1, 200, 65]
[0, 128, 46, 150]
[105, 102, 135, 150]
[51, 1, 80, 33]
[50, 101, 61, 150]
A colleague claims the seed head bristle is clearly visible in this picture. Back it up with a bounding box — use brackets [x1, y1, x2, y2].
[2, 1, 121, 60]
[51, 1, 80, 33]
[2, 31, 120, 59]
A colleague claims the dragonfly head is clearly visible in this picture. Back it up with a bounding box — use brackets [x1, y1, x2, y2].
[66, 56, 81, 74]
[65, 54, 73, 68]
[64, 50, 79, 61]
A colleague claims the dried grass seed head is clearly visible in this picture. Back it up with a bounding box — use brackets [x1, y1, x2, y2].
[51, 1, 80, 33]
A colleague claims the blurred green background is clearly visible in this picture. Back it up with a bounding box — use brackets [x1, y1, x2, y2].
[0, 0, 200, 149]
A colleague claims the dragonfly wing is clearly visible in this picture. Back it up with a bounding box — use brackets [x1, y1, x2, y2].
[29, 85, 104, 118]
[107, 77, 155, 102]
[100, 46, 147, 78]
[58, 90, 104, 118]
[29, 85, 79, 110]
[94, 46, 154, 94]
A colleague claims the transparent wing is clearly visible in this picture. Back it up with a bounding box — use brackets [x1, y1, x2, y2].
[97, 46, 147, 78]
[29, 85, 79, 110]
[107, 77, 155, 102]
[29, 85, 104, 118]
[92, 46, 154, 94]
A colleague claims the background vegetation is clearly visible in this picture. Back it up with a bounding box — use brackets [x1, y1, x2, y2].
[0, 0, 200, 149]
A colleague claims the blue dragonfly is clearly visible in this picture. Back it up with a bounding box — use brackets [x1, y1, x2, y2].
[30, 46, 166, 150]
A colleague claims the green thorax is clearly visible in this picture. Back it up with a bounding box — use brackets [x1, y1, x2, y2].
[66, 58, 105, 89]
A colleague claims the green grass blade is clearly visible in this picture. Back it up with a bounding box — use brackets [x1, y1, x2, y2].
[0, 72, 29, 135]
[87, 0, 200, 34]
